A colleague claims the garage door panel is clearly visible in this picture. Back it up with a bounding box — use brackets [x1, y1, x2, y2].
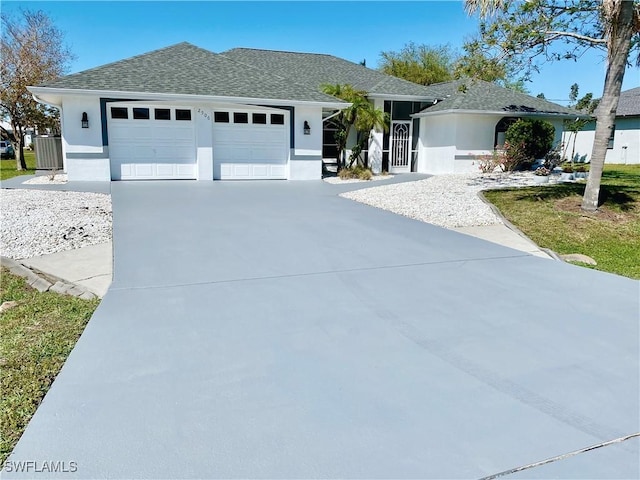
[156, 164, 174, 176]
[119, 163, 197, 180]
[253, 165, 269, 177]
[213, 112, 289, 180]
[133, 146, 155, 161]
[233, 147, 252, 161]
[258, 147, 285, 162]
[219, 163, 286, 180]
[108, 105, 196, 180]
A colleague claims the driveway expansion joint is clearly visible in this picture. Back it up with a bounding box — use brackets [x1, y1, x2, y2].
[478, 432, 640, 480]
[109, 253, 532, 293]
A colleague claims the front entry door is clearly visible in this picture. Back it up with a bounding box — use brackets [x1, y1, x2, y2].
[389, 121, 411, 173]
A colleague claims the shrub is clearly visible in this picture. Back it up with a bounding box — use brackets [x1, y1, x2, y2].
[501, 141, 529, 172]
[476, 142, 528, 173]
[476, 150, 501, 173]
[338, 165, 373, 180]
[561, 163, 574, 173]
[505, 119, 555, 167]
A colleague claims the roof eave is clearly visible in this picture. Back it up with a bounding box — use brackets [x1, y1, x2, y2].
[367, 93, 437, 102]
[412, 108, 588, 119]
[27, 86, 349, 109]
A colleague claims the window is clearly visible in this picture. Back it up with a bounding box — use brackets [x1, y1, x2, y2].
[176, 109, 192, 121]
[133, 108, 150, 120]
[494, 117, 518, 148]
[214, 111, 229, 123]
[111, 107, 128, 119]
[155, 108, 171, 120]
[608, 124, 615, 149]
[271, 114, 285, 125]
[233, 112, 248, 124]
[391, 101, 412, 121]
[252, 113, 267, 124]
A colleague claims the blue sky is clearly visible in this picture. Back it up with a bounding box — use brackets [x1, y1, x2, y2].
[4, 1, 639, 105]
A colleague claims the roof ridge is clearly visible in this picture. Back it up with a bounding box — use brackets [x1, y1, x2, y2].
[224, 47, 336, 58]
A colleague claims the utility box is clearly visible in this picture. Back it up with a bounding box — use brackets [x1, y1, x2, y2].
[34, 136, 63, 170]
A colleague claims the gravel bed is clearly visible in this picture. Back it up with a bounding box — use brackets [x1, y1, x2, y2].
[23, 174, 68, 185]
[340, 172, 559, 228]
[1, 189, 112, 259]
[323, 174, 395, 184]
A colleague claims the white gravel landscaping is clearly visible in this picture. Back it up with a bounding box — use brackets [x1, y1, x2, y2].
[323, 174, 395, 184]
[340, 172, 561, 228]
[0, 189, 112, 259]
[23, 174, 68, 185]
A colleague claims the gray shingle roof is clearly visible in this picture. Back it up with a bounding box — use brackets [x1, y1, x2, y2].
[418, 79, 581, 116]
[221, 48, 439, 98]
[39, 43, 344, 104]
[616, 87, 640, 116]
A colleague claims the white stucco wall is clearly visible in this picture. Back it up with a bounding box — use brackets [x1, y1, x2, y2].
[452, 114, 502, 173]
[290, 106, 322, 180]
[293, 106, 321, 156]
[418, 113, 566, 174]
[60, 95, 110, 181]
[417, 115, 457, 174]
[564, 118, 639, 164]
[368, 98, 385, 174]
[195, 105, 214, 180]
[610, 117, 640, 164]
[61, 96, 103, 154]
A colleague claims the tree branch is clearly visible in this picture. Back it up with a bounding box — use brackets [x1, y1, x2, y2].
[544, 31, 607, 44]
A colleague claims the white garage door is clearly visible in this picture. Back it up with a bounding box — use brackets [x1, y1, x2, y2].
[212, 110, 288, 180]
[108, 105, 197, 180]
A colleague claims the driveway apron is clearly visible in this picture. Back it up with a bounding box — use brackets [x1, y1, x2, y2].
[6, 180, 639, 479]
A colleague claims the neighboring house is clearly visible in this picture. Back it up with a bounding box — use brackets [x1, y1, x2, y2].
[28, 42, 580, 181]
[562, 87, 640, 165]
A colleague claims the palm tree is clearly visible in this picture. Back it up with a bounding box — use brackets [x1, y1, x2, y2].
[350, 103, 389, 168]
[321, 84, 388, 170]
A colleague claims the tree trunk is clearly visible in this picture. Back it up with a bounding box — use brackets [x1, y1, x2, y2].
[13, 125, 27, 171]
[582, 1, 635, 212]
[571, 129, 578, 165]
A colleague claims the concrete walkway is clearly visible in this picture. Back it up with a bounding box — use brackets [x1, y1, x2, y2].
[19, 242, 113, 297]
[5, 180, 639, 479]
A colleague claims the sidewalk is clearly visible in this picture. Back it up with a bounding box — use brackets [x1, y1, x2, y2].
[453, 224, 552, 259]
[18, 242, 113, 297]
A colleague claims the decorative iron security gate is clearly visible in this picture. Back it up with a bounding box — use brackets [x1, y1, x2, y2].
[389, 121, 411, 173]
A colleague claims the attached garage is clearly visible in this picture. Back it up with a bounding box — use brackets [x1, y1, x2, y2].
[107, 104, 289, 181]
[212, 109, 289, 180]
[29, 43, 349, 182]
[108, 104, 197, 180]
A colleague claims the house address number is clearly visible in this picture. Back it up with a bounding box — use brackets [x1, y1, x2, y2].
[197, 108, 211, 121]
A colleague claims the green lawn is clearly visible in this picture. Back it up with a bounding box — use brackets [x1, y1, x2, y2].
[0, 151, 36, 181]
[0, 268, 99, 463]
[483, 164, 640, 279]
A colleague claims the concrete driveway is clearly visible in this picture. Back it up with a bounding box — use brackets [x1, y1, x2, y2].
[6, 180, 639, 478]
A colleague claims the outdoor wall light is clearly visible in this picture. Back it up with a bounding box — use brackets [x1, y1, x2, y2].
[303, 121, 311, 135]
[81, 112, 89, 129]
